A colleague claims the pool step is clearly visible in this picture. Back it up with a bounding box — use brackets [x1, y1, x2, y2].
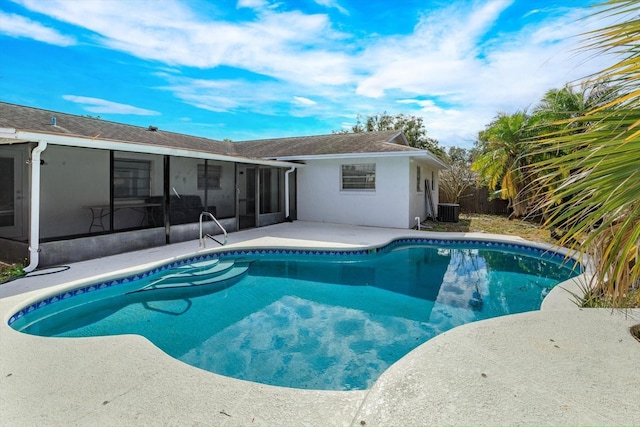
[150, 260, 236, 285]
[128, 260, 251, 294]
[174, 259, 222, 270]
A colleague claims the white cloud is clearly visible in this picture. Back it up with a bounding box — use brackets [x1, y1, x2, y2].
[62, 95, 160, 115]
[155, 71, 356, 124]
[13, 0, 353, 87]
[397, 99, 444, 115]
[236, 0, 283, 11]
[313, 0, 349, 15]
[156, 73, 263, 113]
[0, 11, 75, 46]
[355, 1, 515, 98]
[293, 96, 317, 106]
[349, 1, 610, 147]
[237, 0, 269, 9]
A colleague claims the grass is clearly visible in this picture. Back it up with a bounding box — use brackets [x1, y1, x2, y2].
[421, 213, 555, 245]
[0, 262, 25, 284]
[581, 288, 640, 309]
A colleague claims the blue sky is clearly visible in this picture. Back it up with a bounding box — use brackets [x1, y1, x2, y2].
[0, 0, 606, 148]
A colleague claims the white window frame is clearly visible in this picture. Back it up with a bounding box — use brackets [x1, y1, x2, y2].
[341, 163, 376, 191]
[113, 159, 151, 199]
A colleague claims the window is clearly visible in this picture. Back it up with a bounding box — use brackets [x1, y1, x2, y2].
[416, 166, 421, 191]
[341, 164, 375, 190]
[198, 164, 222, 189]
[431, 171, 435, 190]
[113, 159, 150, 198]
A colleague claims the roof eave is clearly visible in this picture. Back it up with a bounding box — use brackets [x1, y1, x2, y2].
[0, 127, 28, 144]
[419, 152, 449, 170]
[271, 150, 448, 169]
[269, 151, 418, 161]
[8, 129, 301, 168]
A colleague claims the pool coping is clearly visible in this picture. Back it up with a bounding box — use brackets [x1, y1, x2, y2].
[1, 221, 638, 426]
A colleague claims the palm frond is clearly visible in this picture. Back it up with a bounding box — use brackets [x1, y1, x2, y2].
[528, 0, 640, 306]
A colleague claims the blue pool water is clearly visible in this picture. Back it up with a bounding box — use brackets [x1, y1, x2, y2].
[10, 240, 579, 390]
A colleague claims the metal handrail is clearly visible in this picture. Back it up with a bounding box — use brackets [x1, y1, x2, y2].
[199, 211, 228, 247]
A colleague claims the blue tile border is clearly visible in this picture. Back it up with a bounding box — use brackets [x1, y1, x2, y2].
[7, 238, 579, 326]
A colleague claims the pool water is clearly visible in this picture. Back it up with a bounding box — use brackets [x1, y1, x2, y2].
[12, 242, 579, 390]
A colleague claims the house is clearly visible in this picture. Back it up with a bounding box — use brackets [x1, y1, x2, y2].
[0, 102, 447, 270]
[234, 133, 446, 229]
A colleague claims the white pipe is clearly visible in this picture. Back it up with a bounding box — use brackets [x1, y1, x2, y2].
[284, 166, 296, 220]
[415, 216, 421, 230]
[24, 140, 47, 273]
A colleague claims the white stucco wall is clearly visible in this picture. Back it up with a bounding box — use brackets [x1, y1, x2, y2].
[409, 160, 440, 226]
[296, 156, 412, 229]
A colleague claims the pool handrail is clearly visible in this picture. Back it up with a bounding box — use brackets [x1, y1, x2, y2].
[199, 211, 227, 247]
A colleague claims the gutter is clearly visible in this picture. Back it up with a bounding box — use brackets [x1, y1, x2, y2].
[11, 130, 301, 169]
[24, 140, 47, 273]
[271, 150, 449, 169]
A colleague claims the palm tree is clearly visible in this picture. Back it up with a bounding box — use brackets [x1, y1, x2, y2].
[533, 82, 619, 140]
[471, 111, 538, 218]
[536, 84, 596, 121]
[532, 0, 640, 306]
[528, 84, 615, 235]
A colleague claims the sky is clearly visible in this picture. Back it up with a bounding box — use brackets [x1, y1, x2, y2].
[0, 0, 609, 148]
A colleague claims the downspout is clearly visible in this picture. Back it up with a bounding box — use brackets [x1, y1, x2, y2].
[24, 140, 48, 273]
[284, 166, 295, 222]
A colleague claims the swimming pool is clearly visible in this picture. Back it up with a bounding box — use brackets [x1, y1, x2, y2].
[9, 238, 580, 390]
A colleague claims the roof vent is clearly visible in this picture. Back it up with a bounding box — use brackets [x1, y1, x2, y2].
[51, 117, 57, 126]
[147, 126, 158, 132]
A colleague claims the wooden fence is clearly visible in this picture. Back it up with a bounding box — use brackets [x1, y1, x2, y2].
[440, 186, 511, 215]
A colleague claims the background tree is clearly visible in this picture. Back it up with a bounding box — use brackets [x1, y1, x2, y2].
[471, 84, 615, 220]
[471, 111, 538, 218]
[532, 82, 618, 139]
[531, 0, 640, 306]
[439, 147, 476, 204]
[527, 83, 619, 232]
[337, 112, 444, 158]
[534, 84, 593, 123]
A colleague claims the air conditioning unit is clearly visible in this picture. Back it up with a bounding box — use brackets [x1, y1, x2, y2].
[438, 203, 460, 222]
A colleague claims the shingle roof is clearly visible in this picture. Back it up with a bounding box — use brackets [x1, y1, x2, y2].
[234, 130, 422, 158]
[0, 102, 236, 156]
[0, 102, 426, 160]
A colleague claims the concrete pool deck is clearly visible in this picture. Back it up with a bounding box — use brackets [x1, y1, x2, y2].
[1, 221, 639, 426]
